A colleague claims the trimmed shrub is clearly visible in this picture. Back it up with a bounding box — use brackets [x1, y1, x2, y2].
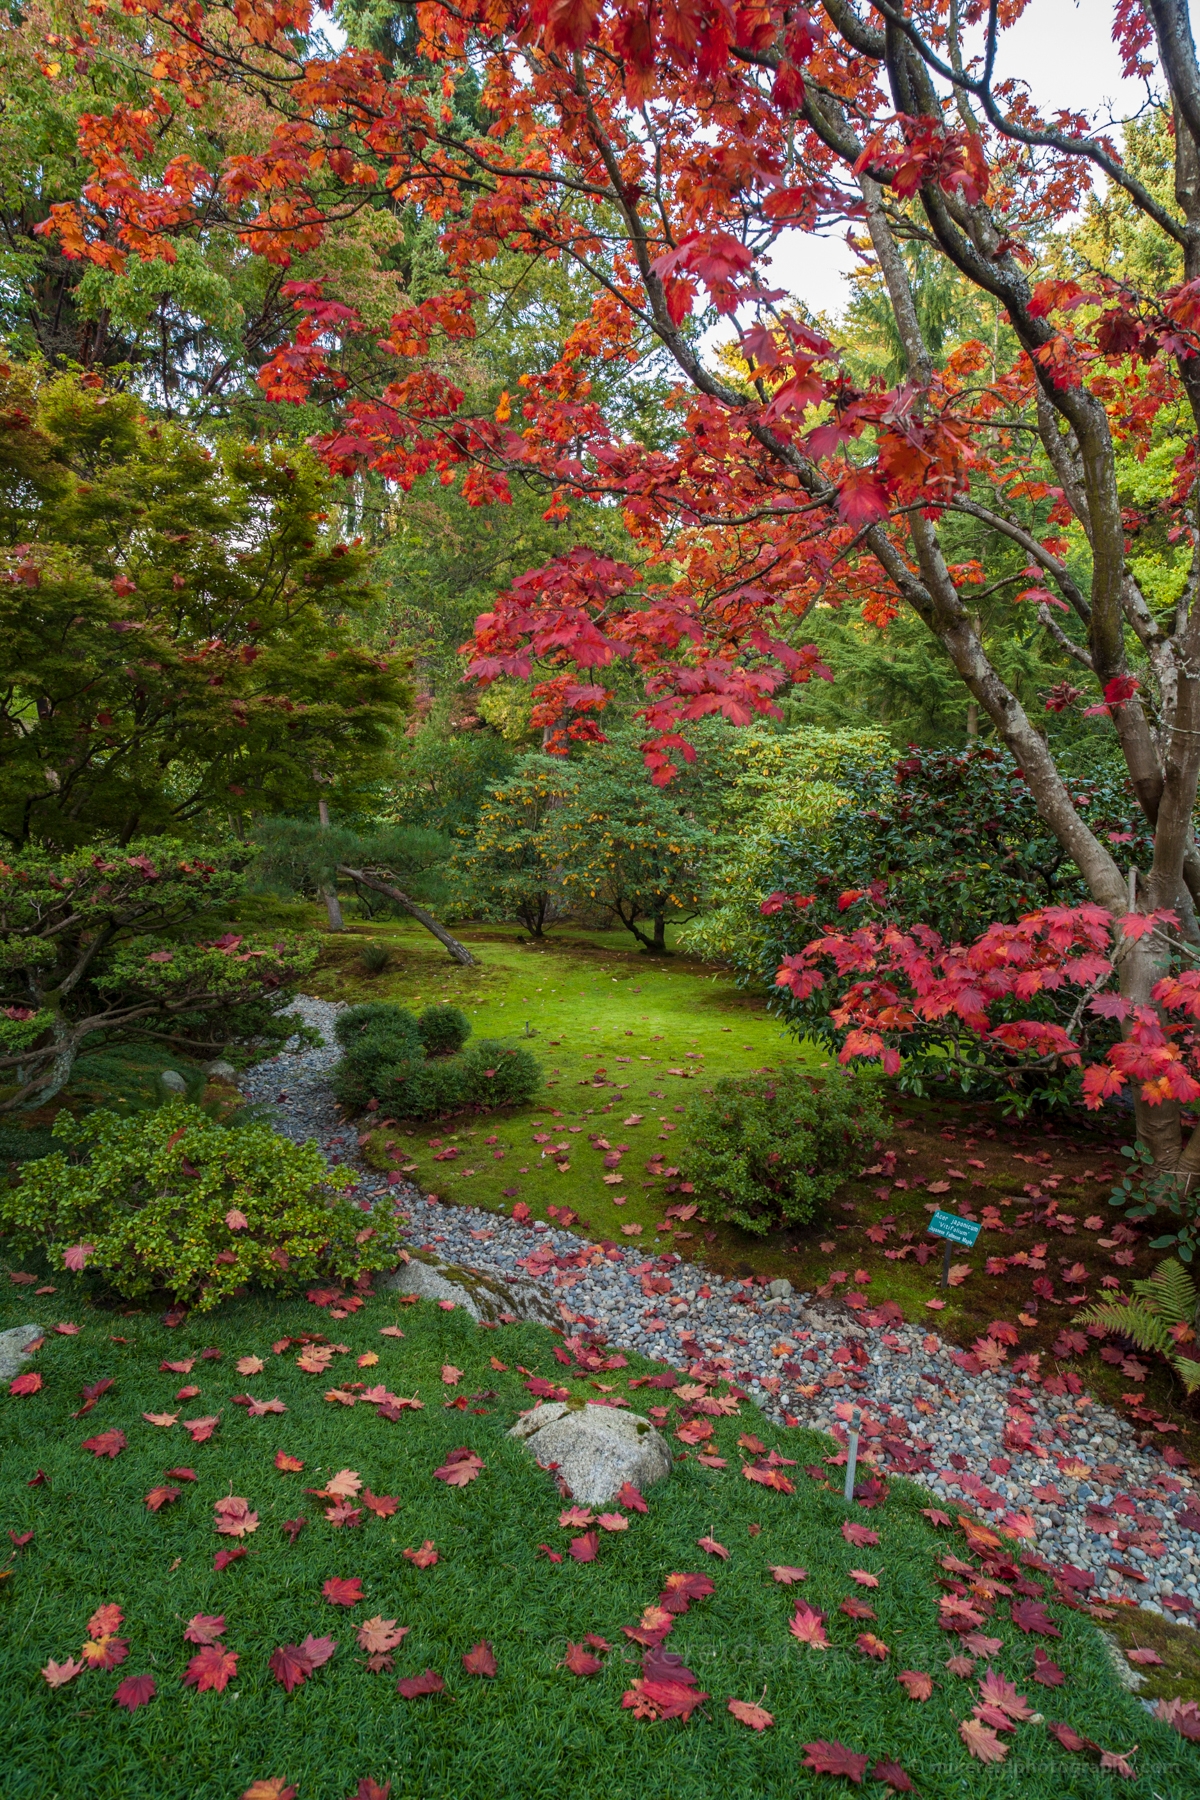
[678, 1067, 885, 1235]
[0, 1103, 403, 1311]
[457, 1041, 541, 1108]
[334, 1002, 421, 1054]
[416, 1003, 471, 1056]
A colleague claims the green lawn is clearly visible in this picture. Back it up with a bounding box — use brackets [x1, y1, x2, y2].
[302, 917, 838, 1255]
[0, 1278, 1192, 1800]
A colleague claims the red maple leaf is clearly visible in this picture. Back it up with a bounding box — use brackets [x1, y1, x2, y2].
[275, 1452, 304, 1472]
[80, 1635, 129, 1671]
[461, 1641, 497, 1677]
[616, 1481, 648, 1513]
[841, 1520, 879, 1548]
[184, 1614, 226, 1645]
[1010, 1598, 1061, 1637]
[802, 1740, 869, 1782]
[81, 1429, 126, 1459]
[323, 1576, 364, 1607]
[183, 1646, 239, 1692]
[403, 1541, 438, 1568]
[433, 1448, 484, 1486]
[896, 1669, 933, 1700]
[870, 1760, 914, 1793]
[563, 1642, 603, 1675]
[269, 1634, 336, 1692]
[727, 1697, 773, 1729]
[396, 1668, 444, 1699]
[9, 1371, 41, 1396]
[569, 1531, 599, 1562]
[113, 1674, 156, 1711]
[145, 1486, 181, 1511]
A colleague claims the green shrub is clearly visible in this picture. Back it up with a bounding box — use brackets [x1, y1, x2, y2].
[417, 1003, 471, 1056]
[334, 1003, 422, 1054]
[458, 1041, 541, 1108]
[678, 1066, 885, 1235]
[0, 1103, 403, 1311]
[357, 941, 392, 976]
[376, 1057, 465, 1120]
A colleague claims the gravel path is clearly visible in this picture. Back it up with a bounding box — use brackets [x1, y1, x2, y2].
[242, 996, 1200, 1628]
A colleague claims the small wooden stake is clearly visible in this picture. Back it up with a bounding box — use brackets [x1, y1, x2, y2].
[844, 1404, 862, 1504]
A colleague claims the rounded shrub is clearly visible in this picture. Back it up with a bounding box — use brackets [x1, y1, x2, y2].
[416, 1003, 471, 1056]
[457, 1041, 541, 1108]
[677, 1066, 885, 1235]
[334, 1002, 421, 1055]
[0, 1102, 403, 1311]
[374, 1056, 466, 1120]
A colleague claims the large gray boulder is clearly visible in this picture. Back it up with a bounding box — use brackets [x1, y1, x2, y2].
[381, 1250, 560, 1327]
[509, 1400, 672, 1505]
[0, 1323, 42, 1384]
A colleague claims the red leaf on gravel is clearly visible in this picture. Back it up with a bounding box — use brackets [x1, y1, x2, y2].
[728, 1697, 773, 1729]
[146, 1486, 181, 1511]
[82, 1429, 125, 1458]
[569, 1531, 599, 1563]
[114, 1674, 156, 1711]
[184, 1614, 226, 1645]
[323, 1577, 363, 1607]
[183, 1646, 239, 1692]
[397, 1669, 444, 1699]
[841, 1521, 879, 1548]
[9, 1371, 41, 1396]
[275, 1452, 304, 1472]
[563, 1643, 603, 1675]
[1010, 1598, 1061, 1637]
[462, 1641, 497, 1677]
[802, 1740, 869, 1782]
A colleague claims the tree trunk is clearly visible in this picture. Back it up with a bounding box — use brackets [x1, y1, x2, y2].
[315, 794, 344, 931]
[652, 910, 667, 954]
[336, 866, 476, 965]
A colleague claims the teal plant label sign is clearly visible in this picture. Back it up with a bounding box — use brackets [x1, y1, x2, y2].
[927, 1210, 982, 1248]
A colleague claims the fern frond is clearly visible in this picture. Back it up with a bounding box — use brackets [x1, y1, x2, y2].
[1171, 1355, 1200, 1396]
[1132, 1257, 1197, 1328]
[1081, 1298, 1174, 1357]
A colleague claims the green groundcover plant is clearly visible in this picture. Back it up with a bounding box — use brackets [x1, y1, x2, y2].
[678, 1068, 886, 1235]
[0, 1103, 403, 1310]
[332, 1002, 540, 1121]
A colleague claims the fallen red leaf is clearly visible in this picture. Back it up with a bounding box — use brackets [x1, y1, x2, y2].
[697, 1535, 728, 1559]
[896, 1669, 933, 1701]
[841, 1521, 879, 1548]
[269, 1636, 337, 1693]
[789, 1604, 828, 1649]
[563, 1642, 603, 1675]
[462, 1641, 497, 1677]
[9, 1371, 42, 1397]
[433, 1448, 484, 1487]
[396, 1668, 444, 1699]
[616, 1481, 648, 1513]
[727, 1697, 773, 1730]
[403, 1540, 437, 1568]
[146, 1486, 181, 1511]
[81, 1429, 126, 1459]
[569, 1531, 599, 1563]
[870, 1759, 914, 1793]
[88, 1604, 123, 1638]
[362, 1490, 399, 1517]
[242, 1782, 297, 1800]
[323, 1576, 364, 1607]
[42, 1657, 84, 1687]
[165, 1466, 197, 1481]
[114, 1674, 156, 1711]
[802, 1740, 869, 1782]
[275, 1451, 304, 1472]
[213, 1546, 247, 1571]
[183, 1646, 239, 1692]
[769, 1565, 807, 1584]
[960, 1718, 1007, 1763]
[183, 1614, 226, 1646]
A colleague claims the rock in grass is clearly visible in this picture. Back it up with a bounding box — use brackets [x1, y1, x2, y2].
[159, 1069, 188, 1094]
[509, 1401, 671, 1505]
[0, 1323, 42, 1384]
[382, 1250, 559, 1327]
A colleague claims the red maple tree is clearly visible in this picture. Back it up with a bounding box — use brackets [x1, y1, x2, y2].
[35, 0, 1200, 1171]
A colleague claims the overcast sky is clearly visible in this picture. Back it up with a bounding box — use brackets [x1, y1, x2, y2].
[766, 0, 1171, 319]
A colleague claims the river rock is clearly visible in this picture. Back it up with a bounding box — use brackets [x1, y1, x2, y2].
[381, 1250, 559, 1326]
[0, 1323, 42, 1383]
[508, 1400, 672, 1504]
[159, 1069, 188, 1094]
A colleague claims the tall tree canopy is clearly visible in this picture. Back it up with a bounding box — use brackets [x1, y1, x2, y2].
[36, 0, 1200, 1169]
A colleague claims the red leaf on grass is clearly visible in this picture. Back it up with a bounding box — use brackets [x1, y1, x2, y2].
[214, 1496, 258, 1538]
[214, 1547, 247, 1571]
[281, 1517, 306, 1544]
[80, 1635, 128, 1672]
[856, 1632, 889, 1660]
[697, 1536, 728, 1559]
[896, 1669, 933, 1700]
[1032, 1647, 1066, 1686]
[403, 1541, 437, 1568]
[184, 1614, 225, 1646]
[183, 1646, 239, 1692]
[242, 1783, 297, 1800]
[165, 1466, 197, 1481]
[841, 1520, 879, 1548]
[960, 1718, 1007, 1763]
[802, 1740, 869, 1782]
[569, 1531, 599, 1563]
[563, 1643, 603, 1675]
[870, 1760, 914, 1794]
[397, 1668, 444, 1699]
[82, 1429, 125, 1459]
[9, 1371, 41, 1396]
[1010, 1598, 1061, 1637]
[769, 1565, 807, 1584]
[789, 1603, 829, 1648]
[146, 1486, 181, 1511]
[462, 1641, 497, 1677]
[323, 1576, 363, 1607]
[433, 1448, 484, 1487]
[728, 1697, 773, 1729]
[88, 1604, 123, 1637]
[114, 1674, 156, 1711]
[616, 1482, 648, 1513]
[182, 1416, 219, 1443]
[357, 1617, 409, 1655]
[269, 1636, 335, 1692]
[42, 1657, 84, 1687]
[346, 1783, 392, 1800]
[275, 1452, 304, 1472]
[362, 1490, 399, 1517]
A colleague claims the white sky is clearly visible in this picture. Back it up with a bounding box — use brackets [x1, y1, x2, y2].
[766, 0, 1176, 321]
